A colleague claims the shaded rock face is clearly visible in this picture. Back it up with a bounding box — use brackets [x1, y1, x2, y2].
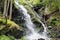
[12, 5, 25, 23]
[12, 5, 25, 27]
[5, 28, 24, 39]
[38, 38, 45, 40]
[0, 26, 24, 39]
[33, 21, 44, 32]
[33, 4, 45, 12]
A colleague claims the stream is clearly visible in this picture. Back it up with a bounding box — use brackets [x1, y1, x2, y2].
[15, 0, 50, 40]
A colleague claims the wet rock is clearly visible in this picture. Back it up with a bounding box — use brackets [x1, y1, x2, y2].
[38, 38, 45, 40]
[33, 4, 45, 12]
[48, 26, 52, 29]
[5, 29, 24, 39]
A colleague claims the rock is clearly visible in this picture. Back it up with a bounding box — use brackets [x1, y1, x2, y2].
[48, 26, 52, 29]
[38, 38, 45, 40]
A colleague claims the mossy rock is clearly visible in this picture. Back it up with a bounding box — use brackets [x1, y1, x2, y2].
[0, 18, 23, 30]
[0, 18, 24, 39]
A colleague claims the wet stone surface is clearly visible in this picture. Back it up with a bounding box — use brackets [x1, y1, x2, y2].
[38, 38, 45, 40]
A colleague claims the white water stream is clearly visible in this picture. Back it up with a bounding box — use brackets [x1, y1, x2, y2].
[15, 0, 50, 40]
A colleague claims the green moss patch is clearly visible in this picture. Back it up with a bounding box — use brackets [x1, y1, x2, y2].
[0, 35, 15, 40]
[0, 18, 23, 30]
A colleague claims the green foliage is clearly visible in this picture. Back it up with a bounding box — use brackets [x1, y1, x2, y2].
[31, 0, 41, 5]
[0, 18, 6, 25]
[18, 0, 27, 5]
[20, 36, 26, 40]
[43, 0, 60, 11]
[18, 0, 41, 6]
[47, 12, 60, 38]
[0, 35, 15, 40]
[0, 25, 5, 30]
[43, 0, 50, 6]
[47, 16, 60, 27]
[51, 18, 60, 27]
[49, 0, 59, 11]
[0, 0, 60, 39]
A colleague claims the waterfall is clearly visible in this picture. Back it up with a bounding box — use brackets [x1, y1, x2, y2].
[15, 0, 50, 40]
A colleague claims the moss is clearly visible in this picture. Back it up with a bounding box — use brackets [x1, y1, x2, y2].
[0, 18, 23, 30]
[0, 18, 6, 25]
[0, 18, 23, 33]
[0, 18, 24, 39]
[14, 0, 41, 7]
[7, 19, 22, 29]
[0, 25, 5, 30]
[0, 35, 15, 40]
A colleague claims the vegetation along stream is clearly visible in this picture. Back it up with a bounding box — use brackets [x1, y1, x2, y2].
[0, 0, 60, 40]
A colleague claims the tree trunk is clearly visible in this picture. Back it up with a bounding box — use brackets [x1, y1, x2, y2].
[3, 0, 7, 18]
[6, 0, 10, 13]
[9, 0, 12, 20]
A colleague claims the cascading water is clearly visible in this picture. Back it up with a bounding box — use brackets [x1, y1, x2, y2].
[15, 0, 50, 40]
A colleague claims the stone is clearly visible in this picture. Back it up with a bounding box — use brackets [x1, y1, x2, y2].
[38, 38, 45, 40]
